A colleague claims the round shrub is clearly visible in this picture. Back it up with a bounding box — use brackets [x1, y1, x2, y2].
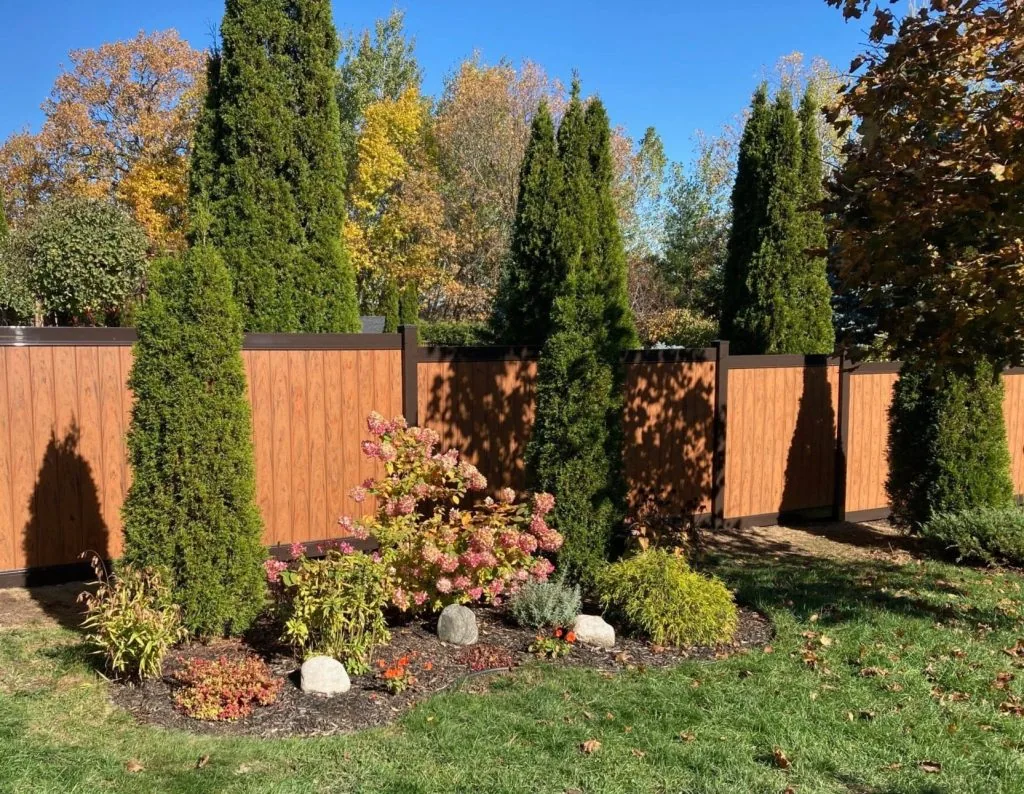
[921, 506, 1024, 566]
[508, 576, 582, 629]
[16, 196, 148, 325]
[596, 549, 738, 647]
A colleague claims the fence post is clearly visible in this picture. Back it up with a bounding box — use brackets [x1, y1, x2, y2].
[712, 340, 730, 529]
[834, 350, 851, 522]
[400, 325, 419, 427]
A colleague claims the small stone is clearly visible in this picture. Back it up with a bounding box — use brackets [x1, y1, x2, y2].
[437, 603, 478, 645]
[300, 656, 350, 695]
[574, 615, 615, 648]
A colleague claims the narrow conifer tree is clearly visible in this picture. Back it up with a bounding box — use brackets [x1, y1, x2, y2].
[398, 281, 418, 326]
[189, 0, 359, 333]
[527, 83, 631, 586]
[721, 85, 772, 348]
[121, 246, 266, 637]
[0, 189, 8, 241]
[491, 101, 563, 345]
[795, 89, 835, 354]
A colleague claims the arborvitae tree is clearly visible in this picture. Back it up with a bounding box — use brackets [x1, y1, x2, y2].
[399, 281, 418, 326]
[121, 246, 266, 637]
[491, 101, 563, 345]
[721, 85, 772, 347]
[381, 278, 400, 332]
[189, 0, 359, 333]
[0, 189, 7, 241]
[527, 84, 620, 586]
[888, 361, 1015, 528]
[795, 89, 835, 354]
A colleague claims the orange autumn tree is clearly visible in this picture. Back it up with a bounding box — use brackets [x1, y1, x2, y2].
[0, 30, 205, 251]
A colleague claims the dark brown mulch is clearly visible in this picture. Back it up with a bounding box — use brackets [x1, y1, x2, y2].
[109, 607, 771, 738]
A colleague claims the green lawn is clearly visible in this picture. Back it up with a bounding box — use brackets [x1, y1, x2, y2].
[4, 547, 1024, 793]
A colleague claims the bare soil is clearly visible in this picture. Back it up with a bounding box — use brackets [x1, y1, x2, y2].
[109, 606, 772, 738]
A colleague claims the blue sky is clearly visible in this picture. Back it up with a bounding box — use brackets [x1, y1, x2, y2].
[0, 1, 868, 166]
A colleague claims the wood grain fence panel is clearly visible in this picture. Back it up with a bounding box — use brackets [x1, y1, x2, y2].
[1005, 374, 1024, 495]
[29, 347, 60, 567]
[845, 372, 897, 513]
[340, 350, 362, 519]
[724, 365, 838, 519]
[73, 348, 108, 560]
[97, 348, 128, 558]
[0, 351, 13, 571]
[306, 350, 328, 540]
[623, 361, 715, 516]
[287, 351, 310, 546]
[269, 350, 293, 546]
[6, 348, 34, 570]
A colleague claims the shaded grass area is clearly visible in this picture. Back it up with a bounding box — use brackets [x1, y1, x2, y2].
[4, 551, 1024, 792]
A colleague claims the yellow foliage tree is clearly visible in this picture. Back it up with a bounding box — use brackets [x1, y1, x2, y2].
[344, 86, 451, 307]
[0, 30, 204, 251]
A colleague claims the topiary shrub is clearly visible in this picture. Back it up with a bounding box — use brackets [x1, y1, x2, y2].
[121, 246, 266, 637]
[888, 361, 1015, 528]
[14, 197, 148, 325]
[921, 506, 1024, 566]
[596, 549, 738, 647]
[508, 576, 581, 629]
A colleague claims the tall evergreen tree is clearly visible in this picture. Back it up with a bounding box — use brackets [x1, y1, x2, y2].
[491, 101, 563, 345]
[721, 86, 772, 347]
[527, 83, 632, 586]
[0, 189, 7, 241]
[189, 0, 359, 333]
[399, 281, 418, 326]
[795, 89, 835, 354]
[121, 246, 266, 637]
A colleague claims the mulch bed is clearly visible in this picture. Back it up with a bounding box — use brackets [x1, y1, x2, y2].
[109, 607, 772, 738]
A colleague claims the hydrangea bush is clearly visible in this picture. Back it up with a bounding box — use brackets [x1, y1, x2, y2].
[347, 413, 562, 612]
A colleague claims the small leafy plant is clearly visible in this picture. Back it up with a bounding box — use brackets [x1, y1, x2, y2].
[596, 549, 738, 647]
[173, 655, 283, 721]
[376, 652, 418, 694]
[78, 556, 186, 680]
[529, 627, 576, 659]
[508, 575, 581, 629]
[456, 643, 518, 671]
[345, 413, 562, 613]
[276, 545, 393, 675]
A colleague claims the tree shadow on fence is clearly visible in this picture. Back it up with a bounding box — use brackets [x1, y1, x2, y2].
[22, 422, 108, 630]
[779, 360, 837, 520]
[621, 358, 715, 540]
[420, 355, 537, 492]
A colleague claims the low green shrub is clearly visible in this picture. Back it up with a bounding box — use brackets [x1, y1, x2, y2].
[278, 546, 393, 674]
[79, 557, 186, 680]
[508, 576, 581, 629]
[921, 506, 1024, 566]
[596, 549, 738, 647]
[173, 655, 282, 721]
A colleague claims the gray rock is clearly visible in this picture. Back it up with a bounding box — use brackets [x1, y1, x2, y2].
[300, 656, 350, 695]
[573, 614, 615, 648]
[437, 603, 478, 645]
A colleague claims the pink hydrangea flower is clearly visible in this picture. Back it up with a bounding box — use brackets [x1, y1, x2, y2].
[439, 553, 460, 573]
[393, 587, 410, 610]
[497, 487, 516, 504]
[378, 441, 397, 462]
[361, 440, 382, 459]
[264, 558, 288, 584]
[337, 542, 355, 555]
[467, 586, 484, 601]
[530, 558, 555, 580]
[533, 492, 555, 516]
[366, 411, 390, 436]
[453, 575, 472, 590]
[536, 530, 563, 552]
[436, 577, 453, 594]
[413, 591, 429, 606]
[289, 542, 305, 560]
[517, 533, 539, 554]
[349, 486, 368, 503]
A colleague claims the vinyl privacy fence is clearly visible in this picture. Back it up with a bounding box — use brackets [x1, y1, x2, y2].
[4, 328, 1024, 584]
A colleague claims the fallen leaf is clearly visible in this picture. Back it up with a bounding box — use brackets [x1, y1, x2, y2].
[678, 731, 696, 742]
[630, 748, 646, 758]
[196, 755, 210, 769]
[859, 666, 887, 677]
[235, 764, 252, 775]
[810, 613, 820, 623]
[993, 672, 1015, 690]
[772, 747, 791, 770]
[859, 710, 876, 721]
[882, 762, 902, 771]
[690, 679, 700, 689]
[580, 739, 602, 755]
[819, 635, 834, 648]
[918, 760, 942, 774]
[624, 726, 633, 733]
[583, 711, 595, 721]
[125, 760, 144, 774]
[763, 645, 774, 654]
[739, 670, 753, 679]
[605, 712, 615, 720]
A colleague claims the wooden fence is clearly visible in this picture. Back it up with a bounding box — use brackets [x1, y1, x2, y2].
[4, 326, 1024, 584]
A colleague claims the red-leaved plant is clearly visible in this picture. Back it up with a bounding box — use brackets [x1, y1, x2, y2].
[173, 655, 282, 721]
[344, 413, 562, 612]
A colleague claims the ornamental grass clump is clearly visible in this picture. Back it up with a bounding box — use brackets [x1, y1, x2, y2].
[596, 549, 738, 647]
[346, 413, 562, 612]
[79, 556, 187, 681]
